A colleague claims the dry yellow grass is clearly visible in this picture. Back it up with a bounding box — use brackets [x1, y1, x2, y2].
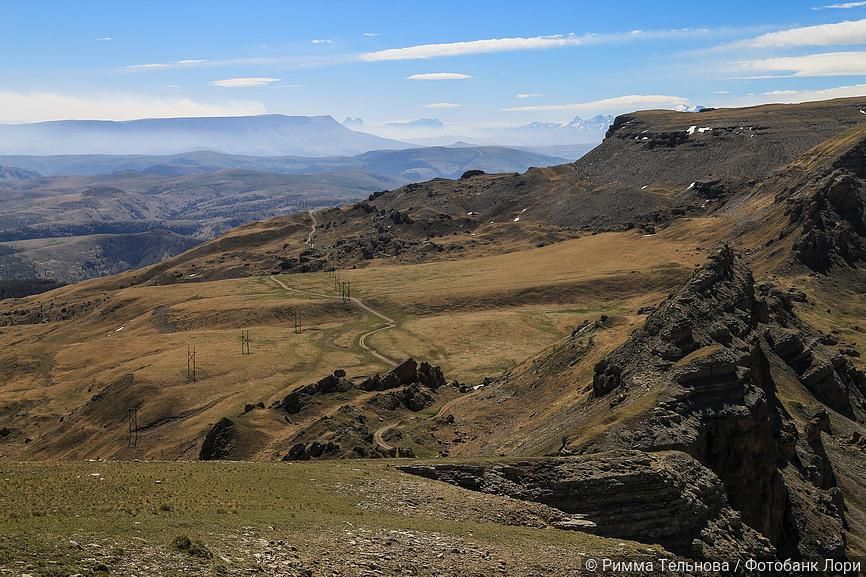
[0, 226, 708, 461]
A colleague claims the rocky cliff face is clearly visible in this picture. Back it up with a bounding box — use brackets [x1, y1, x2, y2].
[783, 169, 866, 272]
[587, 246, 852, 560]
[401, 450, 773, 560]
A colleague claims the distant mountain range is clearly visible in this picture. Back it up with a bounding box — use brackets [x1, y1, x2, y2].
[401, 115, 615, 148]
[0, 115, 411, 157]
[0, 146, 567, 180]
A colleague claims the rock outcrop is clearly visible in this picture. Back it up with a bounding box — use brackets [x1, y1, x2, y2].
[784, 169, 866, 272]
[587, 246, 849, 560]
[199, 418, 239, 461]
[279, 370, 354, 414]
[369, 383, 435, 412]
[401, 450, 773, 559]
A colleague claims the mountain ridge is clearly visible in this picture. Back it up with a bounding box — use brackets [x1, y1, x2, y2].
[0, 114, 413, 156]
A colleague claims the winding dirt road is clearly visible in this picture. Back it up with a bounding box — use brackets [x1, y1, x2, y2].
[373, 421, 400, 452]
[270, 208, 399, 368]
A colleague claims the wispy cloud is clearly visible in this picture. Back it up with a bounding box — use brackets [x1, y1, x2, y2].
[363, 32, 381, 37]
[127, 59, 208, 70]
[502, 94, 690, 114]
[311, 39, 333, 44]
[515, 93, 543, 98]
[813, 1, 866, 9]
[96, 37, 112, 41]
[724, 83, 866, 105]
[123, 54, 352, 72]
[0, 91, 266, 122]
[407, 72, 472, 80]
[363, 35, 583, 61]
[424, 102, 462, 109]
[209, 77, 281, 88]
[361, 28, 729, 61]
[733, 51, 866, 77]
[385, 118, 444, 128]
[744, 18, 866, 46]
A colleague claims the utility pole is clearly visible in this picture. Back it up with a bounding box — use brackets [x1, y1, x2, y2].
[293, 310, 302, 334]
[241, 329, 251, 355]
[126, 407, 138, 449]
[187, 346, 197, 383]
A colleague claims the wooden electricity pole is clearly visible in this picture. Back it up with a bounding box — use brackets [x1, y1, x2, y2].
[241, 329, 251, 355]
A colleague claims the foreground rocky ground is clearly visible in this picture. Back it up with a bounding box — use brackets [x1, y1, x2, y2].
[0, 460, 674, 577]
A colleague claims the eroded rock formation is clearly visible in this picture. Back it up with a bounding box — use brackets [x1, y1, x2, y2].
[588, 246, 850, 560]
[401, 450, 773, 559]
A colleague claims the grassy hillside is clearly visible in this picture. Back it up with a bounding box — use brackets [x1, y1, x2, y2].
[0, 228, 704, 462]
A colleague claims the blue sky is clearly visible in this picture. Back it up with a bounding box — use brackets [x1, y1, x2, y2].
[4, 0, 866, 136]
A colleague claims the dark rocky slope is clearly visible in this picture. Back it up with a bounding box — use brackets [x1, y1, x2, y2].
[585, 247, 855, 559]
[401, 450, 774, 560]
[411, 247, 863, 561]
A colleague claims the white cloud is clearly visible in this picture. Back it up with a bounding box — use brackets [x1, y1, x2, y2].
[0, 91, 266, 123]
[502, 94, 690, 114]
[96, 37, 112, 41]
[363, 35, 583, 61]
[424, 102, 462, 109]
[209, 77, 281, 88]
[746, 18, 866, 47]
[515, 93, 543, 98]
[361, 29, 725, 61]
[734, 51, 866, 77]
[363, 32, 381, 37]
[724, 83, 866, 105]
[311, 39, 333, 44]
[127, 59, 208, 70]
[813, 1, 866, 8]
[407, 72, 472, 80]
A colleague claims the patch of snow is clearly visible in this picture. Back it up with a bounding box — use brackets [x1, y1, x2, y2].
[641, 185, 649, 190]
[188, 273, 197, 278]
[513, 217, 520, 222]
[687, 182, 696, 190]
[860, 109, 866, 115]
[467, 211, 479, 216]
[115, 326, 125, 332]
[697, 127, 712, 133]
[521, 208, 527, 213]
[687, 126, 697, 135]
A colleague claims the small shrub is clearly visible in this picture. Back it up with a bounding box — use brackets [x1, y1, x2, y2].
[172, 535, 213, 559]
